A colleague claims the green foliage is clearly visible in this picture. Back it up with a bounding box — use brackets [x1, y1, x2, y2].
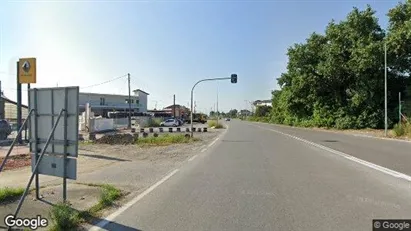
[208, 120, 225, 128]
[49, 203, 80, 231]
[136, 134, 199, 146]
[0, 187, 24, 203]
[255, 105, 272, 117]
[266, 4, 411, 130]
[148, 118, 162, 127]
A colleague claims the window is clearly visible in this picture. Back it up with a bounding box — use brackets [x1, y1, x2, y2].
[100, 97, 105, 105]
[136, 100, 139, 105]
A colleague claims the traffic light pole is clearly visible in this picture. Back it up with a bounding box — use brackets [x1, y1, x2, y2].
[190, 75, 237, 138]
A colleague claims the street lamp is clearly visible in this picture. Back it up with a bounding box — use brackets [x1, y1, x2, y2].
[190, 74, 238, 137]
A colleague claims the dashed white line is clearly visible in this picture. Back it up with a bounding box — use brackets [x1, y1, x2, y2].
[201, 148, 207, 153]
[256, 125, 411, 183]
[89, 169, 179, 231]
[188, 155, 197, 162]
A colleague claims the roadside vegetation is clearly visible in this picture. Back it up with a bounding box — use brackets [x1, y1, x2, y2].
[147, 118, 162, 127]
[0, 187, 24, 203]
[247, 3, 411, 137]
[49, 184, 122, 231]
[207, 120, 225, 129]
[136, 134, 200, 146]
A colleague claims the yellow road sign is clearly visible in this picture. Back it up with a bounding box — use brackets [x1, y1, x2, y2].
[18, 58, 36, 84]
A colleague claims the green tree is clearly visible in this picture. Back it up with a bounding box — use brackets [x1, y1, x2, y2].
[255, 105, 272, 117]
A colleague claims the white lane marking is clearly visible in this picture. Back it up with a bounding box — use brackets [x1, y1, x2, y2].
[256, 125, 411, 183]
[188, 155, 197, 162]
[89, 169, 180, 231]
[208, 137, 219, 148]
[201, 148, 207, 153]
[250, 121, 411, 144]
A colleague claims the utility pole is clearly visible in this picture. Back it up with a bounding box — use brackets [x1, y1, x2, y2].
[399, 92, 402, 124]
[127, 73, 131, 129]
[173, 94, 176, 118]
[216, 85, 219, 125]
[384, 43, 388, 136]
[0, 81, 3, 119]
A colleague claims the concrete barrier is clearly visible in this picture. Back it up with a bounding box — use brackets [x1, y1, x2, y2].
[131, 128, 136, 133]
[203, 127, 207, 132]
[153, 133, 159, 137]
[140, 128, 144, 133]
[192, 127, 196, 132]
[176, 127, 181, 132]
[197, 128, 202, 132]
[149, 128, 154, 133]
[143, 132, 148, 138]
[169, 127, 173, 133]
[159, 127, 164, 132]
[186, 128, 190, 132]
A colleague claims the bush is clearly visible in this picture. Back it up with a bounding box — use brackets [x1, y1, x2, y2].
[148, 118, 162, 127]
[393, 123, 405, 136]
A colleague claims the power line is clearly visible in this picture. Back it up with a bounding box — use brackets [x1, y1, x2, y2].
[80, 74, 128, 89]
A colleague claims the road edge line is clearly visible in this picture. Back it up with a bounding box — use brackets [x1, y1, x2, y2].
[249, 121, 411, 144]
[89, 169, 180, 231]
[256, 125, 411, 183]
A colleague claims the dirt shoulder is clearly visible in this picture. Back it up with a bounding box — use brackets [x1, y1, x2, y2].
[0, 128, 225, 230]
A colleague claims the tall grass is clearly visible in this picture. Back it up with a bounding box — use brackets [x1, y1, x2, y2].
[393, 123, 411, 137]
[136, 134, 199, 146]
[0, 187, 24, 203]
[207, 120, 224, 129]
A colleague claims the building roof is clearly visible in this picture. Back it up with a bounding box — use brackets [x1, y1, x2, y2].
[132, 89, 150, 95]
[163, 104, 187, 109]
[1, 93, 28, 108]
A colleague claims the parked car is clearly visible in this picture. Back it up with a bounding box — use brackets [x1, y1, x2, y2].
[225, 118, 231, 121]
[0, 119, 12, 140]
[160, 119, 179, 127]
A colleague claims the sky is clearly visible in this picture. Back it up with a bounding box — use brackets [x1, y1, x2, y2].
[0, 0, 402, 113]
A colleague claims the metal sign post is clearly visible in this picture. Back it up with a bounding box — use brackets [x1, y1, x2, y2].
[28, 87, 79, 202]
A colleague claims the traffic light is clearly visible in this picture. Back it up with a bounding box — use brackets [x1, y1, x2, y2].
[231, 74, 237, 83]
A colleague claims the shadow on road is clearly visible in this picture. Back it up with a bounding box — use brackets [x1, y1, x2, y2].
[86, 217, 143, 231]
[81, 154, 131, 162]
[322, 140, 339, 143]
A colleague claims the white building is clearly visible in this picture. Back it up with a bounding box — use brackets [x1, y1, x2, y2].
[253, 100, 271, 107]
[79, 89, 149, 116]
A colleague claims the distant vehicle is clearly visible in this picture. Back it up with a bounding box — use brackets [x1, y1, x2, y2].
[0, 120, 12, 140]
[225, 118, 231, 121]
[160, 119, 179, 127]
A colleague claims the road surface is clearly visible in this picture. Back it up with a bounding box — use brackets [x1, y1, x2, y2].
[92, 120, 411, 231]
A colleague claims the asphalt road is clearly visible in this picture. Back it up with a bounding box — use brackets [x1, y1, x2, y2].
[94, 120, 411, 231]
